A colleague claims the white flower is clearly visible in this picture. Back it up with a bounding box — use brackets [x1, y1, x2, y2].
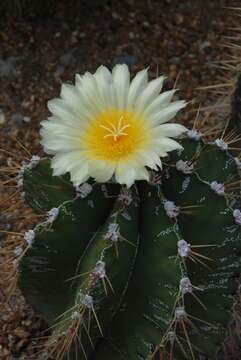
[41, 65, 187, 187]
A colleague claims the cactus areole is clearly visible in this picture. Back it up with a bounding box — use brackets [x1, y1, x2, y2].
[18, 66, 241, 360]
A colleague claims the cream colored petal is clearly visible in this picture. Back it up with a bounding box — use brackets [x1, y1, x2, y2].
[134, 167, 150, 181]
[149, 100, 186, 126]
[136, 149, 162, 170]
[134, 75, 166, 114]
[112, 64, 130, 109]
[142, 89, 177, 118]
[47, 99, 79, 125]
[51, 151, 86, 175]
[94, 66, 114, 109]
[89, 160, 115, 182]
[127, 68, 148, 107]
[70, 163, 90, 186]
[151, 123, 187, 138]
[77, 72, 106, 114]
[153, 137, 183, 152]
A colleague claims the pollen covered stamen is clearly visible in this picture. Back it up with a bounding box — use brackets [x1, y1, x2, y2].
[100, 116, 131, 141]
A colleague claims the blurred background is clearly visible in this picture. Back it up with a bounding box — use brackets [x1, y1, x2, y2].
[0, 1, 241, 359]
[0, 0, 237, 151]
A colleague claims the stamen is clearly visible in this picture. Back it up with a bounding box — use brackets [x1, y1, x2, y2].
[100, 116, 130, 141]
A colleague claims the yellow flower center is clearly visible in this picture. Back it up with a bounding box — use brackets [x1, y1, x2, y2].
[82, 109, 149, 163]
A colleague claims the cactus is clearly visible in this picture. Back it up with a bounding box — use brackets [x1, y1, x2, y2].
[17, 134, 241, 360]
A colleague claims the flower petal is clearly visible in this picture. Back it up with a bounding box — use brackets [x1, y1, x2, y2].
[142, 89, 177, 118]
[152, 123, 187, 138]
[127, 68, 148, 107]
[112, 64, 130, 109]
[149, 100, 186, 126]
[134, 75, 166, 114]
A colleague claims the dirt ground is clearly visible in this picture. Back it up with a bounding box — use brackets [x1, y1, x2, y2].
[0, 0, 241, 359]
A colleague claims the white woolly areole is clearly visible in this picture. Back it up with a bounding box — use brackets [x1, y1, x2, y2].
[71, 311, 81, 320]
[17, 155, 41, 186]
[24, 229, 35, 246]
[177, 239, 191, 257]
[14, 245, 23, 257]
[119, 188, 132, 205]
[215, 138, 228, 151]
[41, 65, 187, 187]
[76, 183, 93, 198]
[235, 157, 241, 170]
[175, 306, 187, 319]
[93, 261, 106, 279]
[233, 209, 241, 225]
[210, 181, 225, 196]
[82, 294, 93, 309]
[47, 207, 59, 223]
[29, 155, 41, 167]
[104, 223, 120, 242]
[163, 200, 180, 218]
[179, 277, 192, 294]
[187, 129, 202, 140]
[176, 160, 194, 174]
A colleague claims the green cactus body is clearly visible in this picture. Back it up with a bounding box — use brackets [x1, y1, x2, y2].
[18, 137, 241, 359]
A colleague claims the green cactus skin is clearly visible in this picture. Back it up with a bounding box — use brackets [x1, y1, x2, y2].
[18, 137, 240, 360]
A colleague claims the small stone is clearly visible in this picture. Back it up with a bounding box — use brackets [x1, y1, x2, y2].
[13, 327, 29, 339]
[112, 53, 137, 67]
[179, 277, 192, 294]
[176, 160, 194, 174]
[129, 32, 135, 39]
[233, 209, 241, 225]
[210, 181, 225, 196]
[0, 109, 5, 124]
[175, 14, 184, 25]
[177, 239, 191, 257]
[0, 56, 17, 77]
[82, 294, 93, 309]
[199, 40, 211, 51]
[59, 53, 74, 67]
